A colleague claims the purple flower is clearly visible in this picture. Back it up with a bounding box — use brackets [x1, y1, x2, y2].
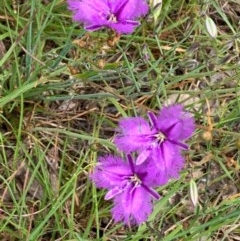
[67, 0, 149, 34]
[114, 105, 195, 179]
[91, 154, 162, 225]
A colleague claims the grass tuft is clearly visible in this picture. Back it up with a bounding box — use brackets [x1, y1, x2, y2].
[0, 0, 239, 240]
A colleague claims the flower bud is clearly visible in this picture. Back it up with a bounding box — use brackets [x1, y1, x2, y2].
[201, 131, 212, 141]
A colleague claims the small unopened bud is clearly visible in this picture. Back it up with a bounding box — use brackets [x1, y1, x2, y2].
[201, 131, 212, 141]
[189, 179, 198, 207]
[98, 59, 106, 69]
[150, 0, 162, 32]
[205, 16, 218, 38]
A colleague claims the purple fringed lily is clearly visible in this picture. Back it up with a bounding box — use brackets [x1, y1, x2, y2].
[91, 154, 162, 225]
[67, 0, 149, 34]
[114, 105, 195, 179]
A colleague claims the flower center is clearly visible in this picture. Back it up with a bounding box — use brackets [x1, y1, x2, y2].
[129, 174, 142, 186]
[107, 12, 117, 23]
[154, 132, 166, 143]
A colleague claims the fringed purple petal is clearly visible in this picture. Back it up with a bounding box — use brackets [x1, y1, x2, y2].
[114, 117, 153, 153]
[136, 158, 169, 186]
[112, 185, 153, 225]
[108, 0, 129, 17]
[67, 0, 108, 25]
[116, 0, 149, 20]
[156, 104, 195, 141]
[109, 21, 140, 34]
[149, 141, 185, 180]
[91, 156, 131, 188]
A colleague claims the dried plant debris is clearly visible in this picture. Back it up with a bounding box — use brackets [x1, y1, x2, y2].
[14, 161, 44, 200]
[0, 40, 6, 59]
[1, 160, 44, 202]
[164, 93, 201, 111]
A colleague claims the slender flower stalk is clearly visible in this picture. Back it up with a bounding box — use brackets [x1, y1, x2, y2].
[67, 0, 149, 34]
[114, 105, 195, 179]
[91, 154, 163, 225]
